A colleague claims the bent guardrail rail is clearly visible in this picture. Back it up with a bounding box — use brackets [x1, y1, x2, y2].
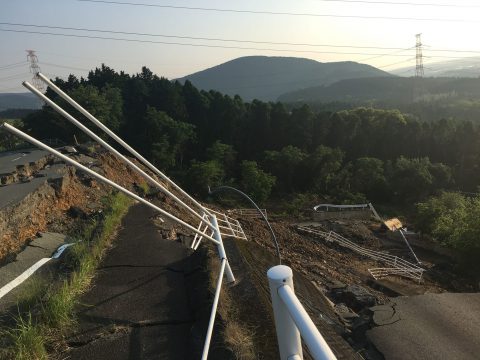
[229, 208, 268, 219]
[313, 203, 382, 221]
[268, 265, 337, 360]
[297, 226, 424, 282]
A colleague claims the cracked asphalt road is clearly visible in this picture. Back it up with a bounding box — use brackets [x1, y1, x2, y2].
[65, 203, 201, 360]
[367, 292, 480, 360]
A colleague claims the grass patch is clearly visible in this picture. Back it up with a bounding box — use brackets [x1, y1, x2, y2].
[1, 191, 132, 359]
[4, 313, 48, 360]
[207, 249, 256, 360]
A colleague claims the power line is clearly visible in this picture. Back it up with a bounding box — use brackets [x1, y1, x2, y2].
[315, 0, 480, 8]
[41, 62, 90, 72]
[0, 28, 426, 57]
[377, 58, 414, 69]
[76, 0, 480, 23]
[0, 73, 30, 82]
[0, 61, 28, 70]
[2, 26, 480, 61]
[0, 21, 416, 51]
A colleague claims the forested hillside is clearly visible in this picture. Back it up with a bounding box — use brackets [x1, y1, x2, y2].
[176, 56, 392, 101]
[14, 65, 480, 210]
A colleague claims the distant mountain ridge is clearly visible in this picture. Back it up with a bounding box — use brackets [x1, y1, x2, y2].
[176, 56, 394, 101]
[392, 57, 480, 78]
[0, 93, 41, 111]
[278, 76, 480, 104]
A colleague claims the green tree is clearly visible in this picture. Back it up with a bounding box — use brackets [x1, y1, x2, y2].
[263, 145, 307, 192]
[187, 160, 225, 197]
[240, 160, 276, 204]
[308, 145, 345, 193]
[206, 141, 237, 177]
[142, 107, 195, 170]
[415, 192, 480, 266]
[350, 157, 387, 201]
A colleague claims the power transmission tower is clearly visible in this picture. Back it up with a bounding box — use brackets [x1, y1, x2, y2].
[26, 50, 45, 92]
[415, 33, 424, 78]
[413, 34, 425, 102]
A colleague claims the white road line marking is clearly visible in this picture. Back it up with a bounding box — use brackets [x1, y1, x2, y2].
[0, 242, 75, 300]
[0, 258, 51, 299]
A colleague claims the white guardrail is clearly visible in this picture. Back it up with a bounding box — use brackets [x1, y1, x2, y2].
[313, 203, 382, 221]
[229, 208, 268, 219]
[1, 75, 250, 359]
[268, 265, 337, 360]
[297, 226, 424, 282]
[2, 74, 343, 359]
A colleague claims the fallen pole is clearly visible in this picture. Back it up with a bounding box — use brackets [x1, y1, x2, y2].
[36, 72, 212, 218]
[1, 123, 221, 246]
[23, 81, 214, 231]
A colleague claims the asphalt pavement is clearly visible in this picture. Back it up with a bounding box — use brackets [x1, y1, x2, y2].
[0, 232, 69, 310]
[0, 149, 49, 175]
[65, 203, 213, 360]
[367, 292, 480, 360]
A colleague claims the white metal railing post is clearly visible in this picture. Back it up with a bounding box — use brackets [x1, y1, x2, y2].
[267, 265, 303, 360]
[210, 215, 235, 283]
[0, 123, 222, 245]
[36, 73, 212, 218]
[278, 285, 337, 360]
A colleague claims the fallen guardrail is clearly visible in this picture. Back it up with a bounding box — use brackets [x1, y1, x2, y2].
[297, 226, 424, 282]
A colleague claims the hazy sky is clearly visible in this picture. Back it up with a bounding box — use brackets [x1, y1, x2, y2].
[1, 0, 479, 92]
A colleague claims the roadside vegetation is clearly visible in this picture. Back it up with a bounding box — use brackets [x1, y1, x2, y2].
[5, 64, 480, 269]
[415, 191, 480, 270]
[207, 249, 256, 359]
[0, 191, 132, 360]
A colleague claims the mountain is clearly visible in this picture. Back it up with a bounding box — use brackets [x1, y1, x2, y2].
[176, 56, 394, 101]
[392, 57, 480, 78]
[278, 76, 480, 104]
[0, 93, 41, 111]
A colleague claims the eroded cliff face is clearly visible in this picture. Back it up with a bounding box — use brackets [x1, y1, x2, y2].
[0, 148, 147, 263]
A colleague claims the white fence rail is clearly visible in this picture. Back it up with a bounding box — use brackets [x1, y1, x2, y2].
[5, 74, 344, 360]
[313, 202, 381, 221]
[297, 226, 424, 282]
[268, 265, 337, 360]
[229, 208, 268, 219]
[2, 75, 252, 359]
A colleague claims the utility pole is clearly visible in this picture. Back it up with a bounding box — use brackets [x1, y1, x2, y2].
[413, 34, 424, 101]
[26, 50, 45, 92]
[415, 34, 424, 78]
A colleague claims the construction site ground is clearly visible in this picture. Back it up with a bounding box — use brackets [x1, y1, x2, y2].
[1, 146, 480, 359]
[237, 214, 480, 359]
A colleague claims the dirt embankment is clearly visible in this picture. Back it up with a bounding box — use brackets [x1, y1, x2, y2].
[0, 148, 147, 263]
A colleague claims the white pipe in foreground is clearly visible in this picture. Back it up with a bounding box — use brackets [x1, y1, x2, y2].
[22, 81, 214, 231]
[268, 266, 337, 360]
[273, 269, 337, 360]
[268, 265, 303, 359]
[210, 215, 235, 283]
[200, 257, 226, 360]
[36, 72, 211, 219]
[1, 123, 220, 246]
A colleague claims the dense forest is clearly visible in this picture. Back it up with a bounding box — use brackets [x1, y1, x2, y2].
[280, 76, 480, 122]
[2, 64, 480, 260]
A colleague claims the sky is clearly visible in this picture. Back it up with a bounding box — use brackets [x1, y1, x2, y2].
[1, 0, 480, 92]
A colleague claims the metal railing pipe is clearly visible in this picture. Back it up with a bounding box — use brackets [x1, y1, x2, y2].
[36, 72, 211, 218]
[1, 123, 220, 245]
[267, 265, 303, 360]
[210, 215, 235, 283]
[200, 257, 226, 360]
[22, 81, 214, 231]
[278, 285, 337, 360]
